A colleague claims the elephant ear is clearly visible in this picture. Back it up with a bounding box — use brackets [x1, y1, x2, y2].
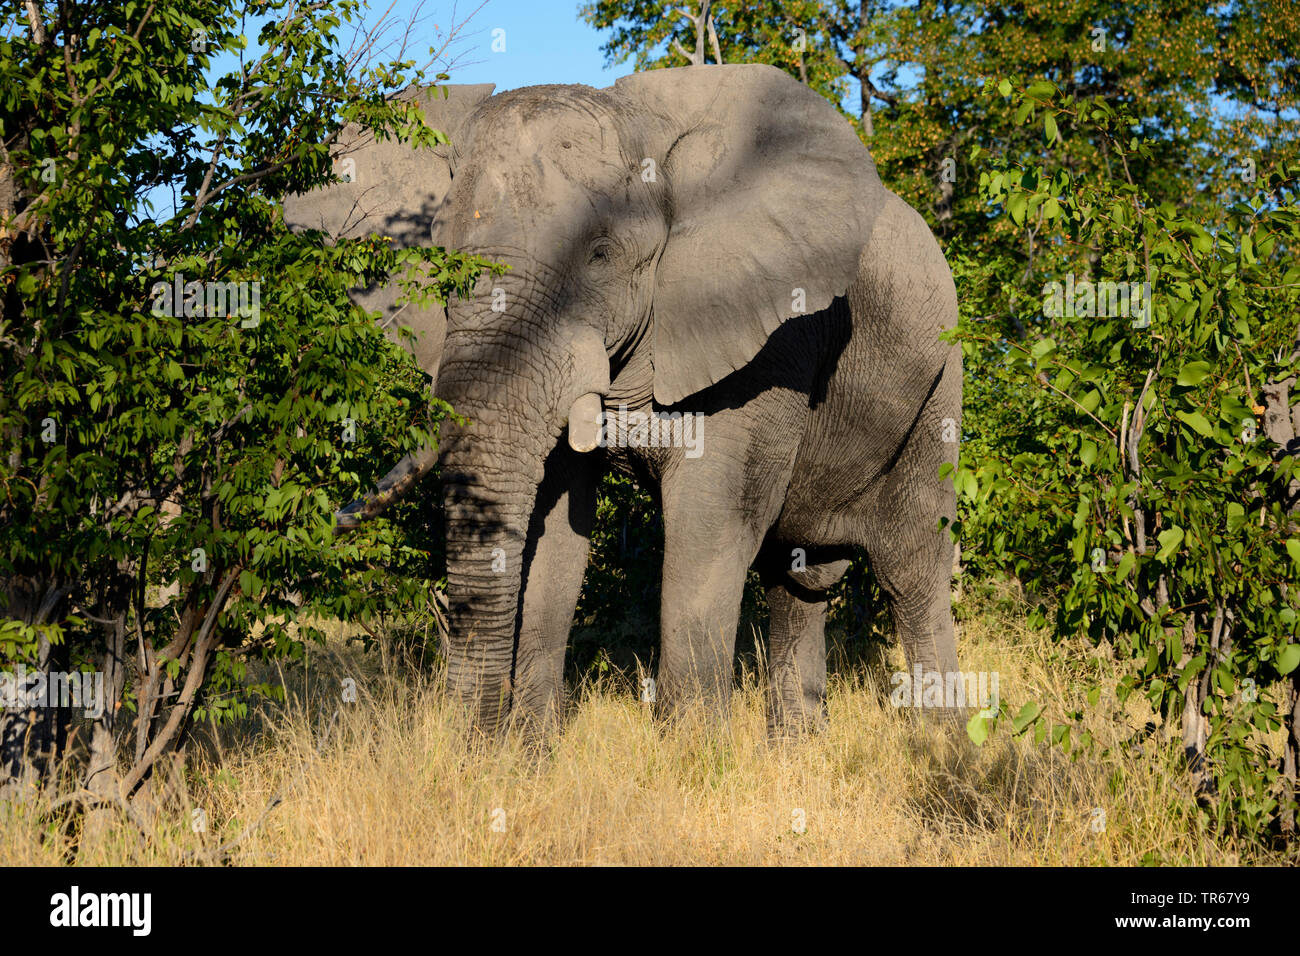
[613, 65, 885, 406]
[282, 83, 495, 376]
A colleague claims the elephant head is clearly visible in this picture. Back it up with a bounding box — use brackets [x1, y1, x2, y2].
[432, 64, 886, 730]
[281, 83, 496, 379]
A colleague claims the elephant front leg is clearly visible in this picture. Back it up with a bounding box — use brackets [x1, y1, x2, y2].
[512, 446, 597, 737]
[652, 408, 801, 722]
[655, 561, 750, 721]
[655, 500, 767, 722]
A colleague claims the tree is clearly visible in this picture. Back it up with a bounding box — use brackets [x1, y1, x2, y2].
[580, 1, 867, 113]
[0, 0, 492, 837]
[957, 82, 1300, 842]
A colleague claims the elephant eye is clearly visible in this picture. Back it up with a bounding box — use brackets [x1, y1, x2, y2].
[588, 241, 614, 265]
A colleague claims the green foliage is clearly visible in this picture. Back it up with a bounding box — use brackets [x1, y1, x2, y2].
[955, 79, 1300, 839]
[0, 0, 492, 786]
[571, 473, 663, 678]
[874, 1, 1299, 235]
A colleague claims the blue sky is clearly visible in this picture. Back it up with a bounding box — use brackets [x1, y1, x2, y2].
[222, 0, 635, 92]
[410, 0, 633, 90]
[220, 0, 874, 122]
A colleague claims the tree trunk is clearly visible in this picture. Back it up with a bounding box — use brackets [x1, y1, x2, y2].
[82, 581, 129, 843]
[1284, 673, 1299, 838]
[0, 578, 70, 800]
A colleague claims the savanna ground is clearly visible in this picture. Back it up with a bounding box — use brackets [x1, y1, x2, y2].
[0, 581, 1283, 865]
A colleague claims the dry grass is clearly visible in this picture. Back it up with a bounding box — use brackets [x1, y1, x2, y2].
[0, 586, 1280, 865]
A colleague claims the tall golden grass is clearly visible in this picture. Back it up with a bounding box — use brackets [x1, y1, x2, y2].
[0, 585, 1278, 865]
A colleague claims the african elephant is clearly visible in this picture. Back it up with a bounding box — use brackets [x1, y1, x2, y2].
[299, 65, 963, 738]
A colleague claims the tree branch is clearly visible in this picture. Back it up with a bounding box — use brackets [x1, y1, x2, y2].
[23, 0, 45, 46]
[118, 566, 241, 797]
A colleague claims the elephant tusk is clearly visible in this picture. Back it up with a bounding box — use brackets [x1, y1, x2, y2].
[567, 392, 605, 453]
[332, 444, 439, 535]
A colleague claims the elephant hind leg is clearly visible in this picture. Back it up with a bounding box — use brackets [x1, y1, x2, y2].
[762, 580, 830, 739]
[856, 350, 963, 721]
[861, 479, 963, 723]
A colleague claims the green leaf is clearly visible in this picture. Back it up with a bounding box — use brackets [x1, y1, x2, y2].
[1176, 411, 1213, 437]
[1287, 538, 1300, 568]
[1155, 526, 1185, 562]
[1226, 502, 1247, 533]
[1030, 336, 1057, 360]
[1176, 361, 1213, 386]
[1278, 644, 1300, 676]
[957, 468, 978, 499]
[966, 712, 990, 745]
[1012, 701, 1041, 733]
[1080, 440, 1097, 467]
[1008, 191, 1027, 225]
[1115, 550, 1135, 581]
[1044, 113, 1058, 143]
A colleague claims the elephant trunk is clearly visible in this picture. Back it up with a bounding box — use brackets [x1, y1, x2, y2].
[436, 325, 556, 734]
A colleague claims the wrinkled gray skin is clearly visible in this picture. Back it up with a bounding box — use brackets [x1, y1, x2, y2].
[287, 65, 961, 739]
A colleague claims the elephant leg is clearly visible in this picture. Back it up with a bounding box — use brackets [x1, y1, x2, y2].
[763, 581, 830, 738]
[862, 363, 962, 720]
[655, 480, 781, 720]
[653, 497, 756, 720]
[651, 396, 803, 719]
[655, 549, 750, 719]
[511, 445, 597, 737]
[873, 545, 959, 700]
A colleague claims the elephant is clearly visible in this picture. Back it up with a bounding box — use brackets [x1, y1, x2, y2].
[287, 65, 962, 739]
